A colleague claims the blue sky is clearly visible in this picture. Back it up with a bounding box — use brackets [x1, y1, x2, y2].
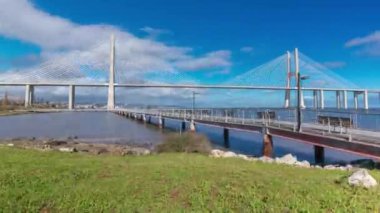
[1, 0, 380, 88]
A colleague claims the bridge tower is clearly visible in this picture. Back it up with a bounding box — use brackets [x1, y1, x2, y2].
[284, 51, 291, 108]
[294, 48, 305, 108]
[284, 48, 305, 108]
[107, 34, 116, 110]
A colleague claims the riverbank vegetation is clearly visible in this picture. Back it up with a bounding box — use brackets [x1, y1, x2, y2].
[0, 147, 379, 212]
[156, 132, 212, 154]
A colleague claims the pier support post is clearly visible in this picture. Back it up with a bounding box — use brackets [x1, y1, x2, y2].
[363, 90, 369, 110]
[181, 121, 186, 132]
[223, 128, 230, 148]
[24, 84, 34, 108]
[68, 85, 75, 110]
[314, 145, 325, 165]
[189, 120, 196, 132]
[319, 90, 324, 109]
[262, 133, 273, 157]
[147, 116, 151, 124]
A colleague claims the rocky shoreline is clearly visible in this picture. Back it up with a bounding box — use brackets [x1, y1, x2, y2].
[0, 138, 152, 156]
[210, 149, 380, 170]
[209, 149, 378, 188]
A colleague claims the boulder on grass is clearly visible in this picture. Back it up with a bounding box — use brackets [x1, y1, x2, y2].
[209, 149, 225, 158]
[275, 154, 297, 165]
[58, 147, 76, 153]
[258, 156, 274, 163]
[222, 151, 237, 158]
[295, 160, 311, 168]
[348, 169, 378, 188]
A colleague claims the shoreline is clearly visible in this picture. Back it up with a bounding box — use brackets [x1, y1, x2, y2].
[0, 138, 152, 156]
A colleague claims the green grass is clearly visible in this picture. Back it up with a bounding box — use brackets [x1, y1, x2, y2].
[0, 147, 379, 212]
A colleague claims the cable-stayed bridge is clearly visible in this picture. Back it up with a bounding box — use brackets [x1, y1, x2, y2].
[1, 35, 380, 162]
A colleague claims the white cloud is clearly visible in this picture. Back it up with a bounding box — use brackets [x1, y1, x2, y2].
[322, 61, 346, 69]
[240, 46, 253, 53]
[174, 50, 231, 71]
[140, 26, 172, 39]
[0, 0, 232, 103]
[345, 31, 380, 56]
[0, 0, 231, 79]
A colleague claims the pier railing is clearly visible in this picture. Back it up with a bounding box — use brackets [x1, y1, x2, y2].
[122, 107, 380, 137]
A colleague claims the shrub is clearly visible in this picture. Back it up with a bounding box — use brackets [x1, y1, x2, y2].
[155, 132, 212, 154]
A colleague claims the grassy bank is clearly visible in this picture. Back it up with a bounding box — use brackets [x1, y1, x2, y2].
[0, 147, 379, 212]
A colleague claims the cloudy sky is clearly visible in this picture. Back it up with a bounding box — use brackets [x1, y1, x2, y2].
[0, 0, 379, 106]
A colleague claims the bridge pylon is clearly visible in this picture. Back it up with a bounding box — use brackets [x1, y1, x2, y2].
[284, 51, 291, 108]
[107, 34, 116, 110]
[284, 48, 306, 108]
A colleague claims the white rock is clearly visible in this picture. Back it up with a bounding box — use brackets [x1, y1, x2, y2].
[209, 149, 224, 158]
[222, 151, 237, 158]
[295, 160, 311, 168]
[324, 165, 338, 170]
[345, 164, 353, 171]
[58, 147, 76, 153]
[348, 169, 378, 188]
[314, 165, 322, 169]
[237, 154, 249, 160]
[258, 156, 274, 163]
[248, 157, 259, 161]
[275, 154, 298, 165]
[6, 143, 14, 147]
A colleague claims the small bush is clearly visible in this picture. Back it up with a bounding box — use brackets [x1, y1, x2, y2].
[156, 132, 212, 154]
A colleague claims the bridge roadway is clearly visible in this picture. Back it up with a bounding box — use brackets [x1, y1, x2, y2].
[1, 82, 380, 93]
[115, 108, 380, 162]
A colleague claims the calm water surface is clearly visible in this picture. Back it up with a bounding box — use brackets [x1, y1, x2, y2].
[0, 112, 373, 164]
[0, 112, 165, 144]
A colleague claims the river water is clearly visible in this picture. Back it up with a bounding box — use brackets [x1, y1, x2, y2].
[0, 112, 372, 164]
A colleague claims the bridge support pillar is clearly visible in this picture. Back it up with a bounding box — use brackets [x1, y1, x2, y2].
[107, 34, 116, 110]
[363, 90, 369, 110]
[284, 89, 291, 108]
[336, 91, 341, 109]
[148, 116, 151, 124]
[223, 128, 230, 148]
[354, 92, 359, 109]
[319, 90, 325, 109]
[343, 90, 348, 109]
[314, 145, 325, 165]
[68, 85, 75, 110]
[181, 121, 186, 132]
[189, 120, 196, 132]
[262, 133, 273, 158]
[24, 84, 34, 108]
[313, 90, 318, 109]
